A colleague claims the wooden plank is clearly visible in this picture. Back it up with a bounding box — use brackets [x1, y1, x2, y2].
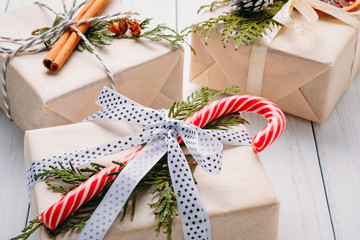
[0, 0, 9, 12]
[313, 73, 360, 239]
[176, 0, 213, 32]
[177, 0, 215, 100]
[0, 110, 28, 239]
[0, 1, 33, 238]
[5, 0, 31, 11]
[121, 0, 177, 30]
[243, 113, 334, 240]
[0, 1, 31, 239]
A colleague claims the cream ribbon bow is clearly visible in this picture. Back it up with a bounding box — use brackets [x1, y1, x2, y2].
[246, 0, 360, 96]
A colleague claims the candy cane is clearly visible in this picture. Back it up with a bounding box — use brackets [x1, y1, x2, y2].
[39, 95, 285, 230]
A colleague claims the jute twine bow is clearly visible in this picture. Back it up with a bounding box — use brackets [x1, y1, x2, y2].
[27, 86, 254, 240]
[0, 0, 136, 121]
[246, 0, 360, 96]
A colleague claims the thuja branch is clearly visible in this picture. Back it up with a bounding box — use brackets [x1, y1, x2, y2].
[33, 16, 191, 53]
[11, 216, 43, 240]
[203, 113, 249, 130]
[183, 0, 287, 49]
[168, 85, 240, 120]
[121, 23, 195, 54]
[197, 0, 231, 13]
[84, 17, 192, 52]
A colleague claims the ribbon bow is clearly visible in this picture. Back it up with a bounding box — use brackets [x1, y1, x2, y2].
[27, 87, 252, 240]
[1, 0, 134, 120]
[247, 0, 360, 96]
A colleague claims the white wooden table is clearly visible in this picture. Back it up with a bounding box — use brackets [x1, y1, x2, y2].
[1, 0, 359, 239]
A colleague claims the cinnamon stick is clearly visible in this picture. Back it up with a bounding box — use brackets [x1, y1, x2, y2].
[43, 0, 108, 71]
[43, 0, 97, 69]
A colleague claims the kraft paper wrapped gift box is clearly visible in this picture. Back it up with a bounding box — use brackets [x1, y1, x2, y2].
[24, 121, 279, 239]
[0, 0, 183, 131]
[189, 6, 360, 123]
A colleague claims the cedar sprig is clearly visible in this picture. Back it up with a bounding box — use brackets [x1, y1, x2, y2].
[37, 162, 108, 195]
[119, 18, 195, 54]
[34, 161, 90, 190]
[32, 15, 64, 49]
[197, 0, 231, 13]
[183, 0, 286, 49]
[11, 216, 43, 240]
[168, 85, 240, 120]
[13, 155, 194, 240]
[76, 17, 126, 52]
[203, 112, 249, 130]
[78, 17, 192, 53]
[149, 182, 179, 240]
[33, 16, 190, 53]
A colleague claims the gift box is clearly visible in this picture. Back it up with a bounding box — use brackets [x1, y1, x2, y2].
[24, 120, 279, 239]
[189, 5, 359, 123]
[0, 0, 183, 131]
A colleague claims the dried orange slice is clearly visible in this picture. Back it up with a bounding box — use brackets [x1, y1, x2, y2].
[319, 0, 360, 11]
[338, 0, 360, 11]
[320, 0, 342, 7]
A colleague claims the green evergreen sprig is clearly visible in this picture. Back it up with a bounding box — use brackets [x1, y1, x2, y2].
[121, 21, 195, 54]
[183, 0, 287, 50]
[197, 0, 231, 14]
[33, 16, 190, 53]
[168, 85, 240, 120]
[13, 86, 247, 240]
[203, 113, 249, 130]
[11, 216, 43, 240]
[32, 15, 64, 49]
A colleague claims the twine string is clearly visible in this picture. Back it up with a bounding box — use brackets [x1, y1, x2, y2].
[0, 0, 136, 121]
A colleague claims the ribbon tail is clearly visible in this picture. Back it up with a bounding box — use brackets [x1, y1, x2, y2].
[165, 133, 211, 240]
[78, 140, 167, 240]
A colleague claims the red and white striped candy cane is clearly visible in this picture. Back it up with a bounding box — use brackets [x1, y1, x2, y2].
[187, 95, 285, 152]
[39, 95, 285, 230]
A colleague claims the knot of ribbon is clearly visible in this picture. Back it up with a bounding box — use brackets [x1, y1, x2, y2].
[27, 86, 252, 240]
[246, 0, 360, 96]
[0, 0, 134, 120]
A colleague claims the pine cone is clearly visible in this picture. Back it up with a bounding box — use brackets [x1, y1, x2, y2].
[107, 18, 129, 37]
[129, 19, 141, 37]
[230, 0, 273, 12]
[118, 18, 129, 34]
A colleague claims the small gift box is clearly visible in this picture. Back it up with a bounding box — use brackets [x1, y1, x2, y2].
[23, 87, 285, 239]
[189, 3, 360, 123]
[0, 0, 183, 131]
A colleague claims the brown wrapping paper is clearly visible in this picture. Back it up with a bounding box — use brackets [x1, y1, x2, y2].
[0, 0, 183, 131]
[24, 121, 279, 239]
[189, 6, 360, 123]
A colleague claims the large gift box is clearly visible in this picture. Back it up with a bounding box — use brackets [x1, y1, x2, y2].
[0, 0, 183, 131]
[189, 5, 359, 123]
[24, 120, 279, 239]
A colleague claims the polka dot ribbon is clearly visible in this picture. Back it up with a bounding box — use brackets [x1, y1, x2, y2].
[27, 86, 252, 240]
[246, 0, 360, 96]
